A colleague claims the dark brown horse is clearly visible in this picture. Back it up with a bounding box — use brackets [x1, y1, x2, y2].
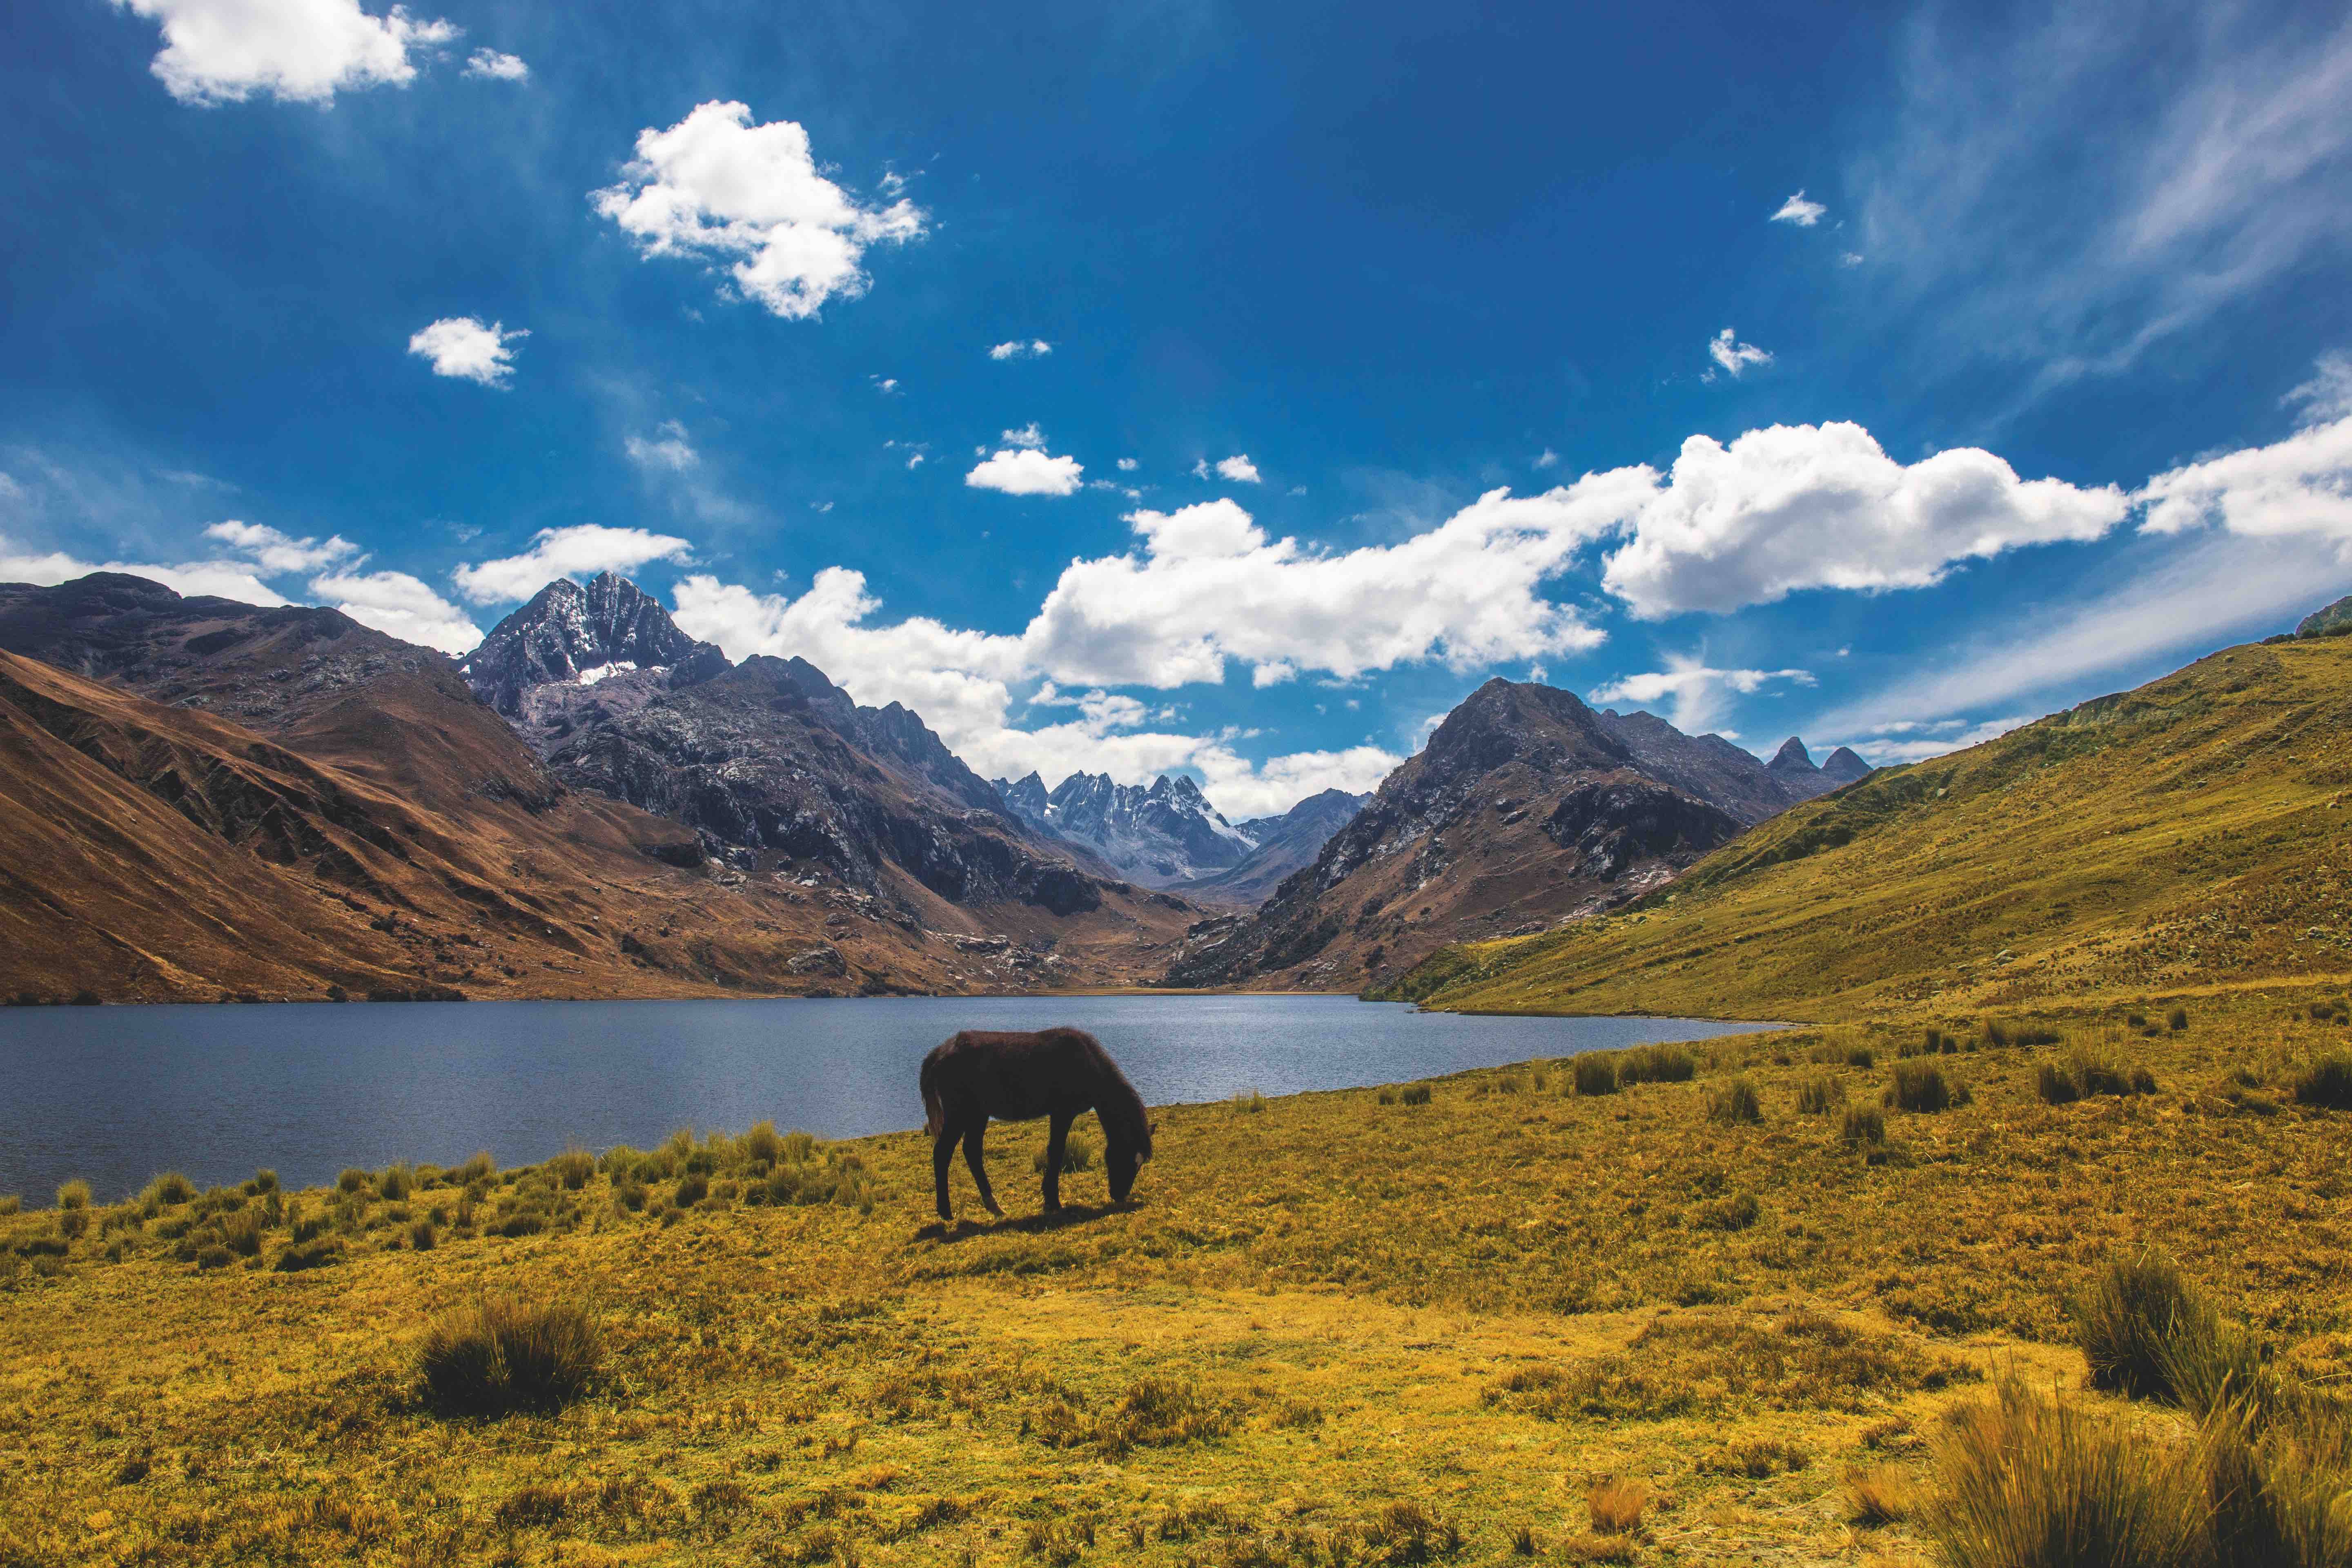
[920, 1027, 1153, 1222]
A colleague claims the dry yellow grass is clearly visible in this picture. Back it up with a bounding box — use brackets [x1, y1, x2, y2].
[4, 985, 2350, 1562]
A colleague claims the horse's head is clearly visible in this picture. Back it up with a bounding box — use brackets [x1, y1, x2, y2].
[1107, 1140, 1143, 1203]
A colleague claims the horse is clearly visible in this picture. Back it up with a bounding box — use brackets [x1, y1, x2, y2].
[920, 1027, 1154, 1223]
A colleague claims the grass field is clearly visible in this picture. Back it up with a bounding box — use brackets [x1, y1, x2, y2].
[1374, 637, 2352, 1021]
[7, 986, 2352, 1565]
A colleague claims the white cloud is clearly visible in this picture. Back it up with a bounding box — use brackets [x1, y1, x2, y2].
[461, 47, 526, 80]
[624, 424, 699, 472]
[1214, 454, 1262, 484]
[988, 340, 1052, 360]
[1770, 189, 1826, 226]
[1589, 660, 1814, 736]
[1705, 327, 1773, 379]
[451, 524, 693, 605]
[407, 317, 526, 387]
[1116, 458, 1138, 471]
[2134, 369, 2352, 544]
[1000, 423, 1046, 450]
[1534, 449, 1559, 470]
[590, 101, 926, 321]
[1016, 486, 1628, 689]
[202, 519, 359, 575]
[113, 0, 455, 105]
[308, 569, 479, 655]
[965, 448, 1084, 497]
[0, 536, 289, 605]
[1591, 421, 2128, 617]
[1838, 252, 1865, 267]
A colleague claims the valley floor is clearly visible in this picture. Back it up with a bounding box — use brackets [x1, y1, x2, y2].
[4, 987, 2350, 1564]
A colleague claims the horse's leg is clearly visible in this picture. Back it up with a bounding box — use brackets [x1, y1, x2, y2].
[962, 1121, 1003, 1218]
[933, 1119, 959, 1223]
[1042, 1110, 1073, 1213]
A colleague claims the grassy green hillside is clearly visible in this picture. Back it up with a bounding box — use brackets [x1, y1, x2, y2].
[6, 991, 2352, 1564]
[1377, 637, 2352, 1019]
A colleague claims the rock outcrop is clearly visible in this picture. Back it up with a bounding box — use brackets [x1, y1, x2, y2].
[989, 770, 1258, 887]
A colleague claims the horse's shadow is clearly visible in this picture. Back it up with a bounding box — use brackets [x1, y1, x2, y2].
[915, 1200, 1129, 1245]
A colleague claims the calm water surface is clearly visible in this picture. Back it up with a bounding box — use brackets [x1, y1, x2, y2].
[0, 995, 1775, 1204]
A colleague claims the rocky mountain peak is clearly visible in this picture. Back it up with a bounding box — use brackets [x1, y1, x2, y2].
[460, 572, 728, 716]
[1766, 736, 1817, 774]
[1819, 746, 1873, 785]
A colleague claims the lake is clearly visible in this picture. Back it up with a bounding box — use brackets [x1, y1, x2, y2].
[0, 995, 1776, 1205]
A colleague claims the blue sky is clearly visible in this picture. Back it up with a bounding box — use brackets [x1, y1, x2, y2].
[6, 0, 2351, 816]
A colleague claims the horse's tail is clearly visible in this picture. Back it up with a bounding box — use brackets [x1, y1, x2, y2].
[920, 1048, 947, 1139]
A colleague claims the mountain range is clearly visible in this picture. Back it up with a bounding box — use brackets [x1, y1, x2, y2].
[1164, 680, 1873, 991]
[990, 769, 1372, 898]
[0, 566, 1880, 1003]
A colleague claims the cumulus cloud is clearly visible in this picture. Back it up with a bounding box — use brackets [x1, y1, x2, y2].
[1590, 660, 1813, 737]
[989, 340, 1052, 360]
[1534, 449, 1559, 470]
[1771, 189, 1827, 226]
[2134, 361, 2352, 544]
[1591, 421, 2128, 617]
[1116, 457, 1138, 471]
[999, 423, 1046, 450]
[0, 536, 288, 605]
[407, 317, 526, 386]
[451, 524, 692, 604]
[590, 101, 926, 321]
[462, 47, 526, 80]
[113, 0, 455, 105]
[1192, 454, 1262, 484]
[308, 569, 479, 654]
[1705, 327, 1773, 379]
[202, 519, 358, 574]
[965, 448, 1083, 497]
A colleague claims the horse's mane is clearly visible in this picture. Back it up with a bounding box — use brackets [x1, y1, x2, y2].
[1092, 1046, 1153, 1160]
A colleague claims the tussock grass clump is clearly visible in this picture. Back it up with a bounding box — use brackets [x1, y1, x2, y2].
[1399, 1083, 1433, 1106]
[1692, 1190, 1761, 1231]
[1794, 1072, 1846, 1114]
[2292, 1053, 2352, 1109]
[55, 1179, 90, 1211]
[450, 1151, 494, 1186]
[1233, 1088, 1268, 1114]
[142, 1172, 195, 1209]
[1844, 1464, 1915, 1526]
[1032, 1131, 1098, 1174]
[1586, 1477, 1647, 1535]
[2074, 1249, 2218, 1403]
[1618, 1043, 1697, 1084]
[2169, 1007, 2189, 1031]
[336, 1168, 370, 1195]
[218, 1207, 267, 1258]
[417, 1295, 602, 1417]
[1842, 1105, 1887, 1145]
[2040, 1050, 2158, 1104]
[1705, 1075, 1763, 1125]
[0, 1196, 17, 1217]
[740, 1120, 784, 1166]
[243, 1168, 278, 1196]
[408, 1218, 437, 1250]
[1572, 1055, 1619, 1096]
[1925, 1376, 2207, 1568]
[548, 1148, 595, 1191]
[1886, 1060, 1967, 1113]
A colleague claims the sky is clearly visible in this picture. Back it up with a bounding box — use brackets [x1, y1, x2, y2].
[5, 0, 2352, 819]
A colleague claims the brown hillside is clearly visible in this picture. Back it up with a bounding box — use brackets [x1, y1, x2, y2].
[0, 651, 1194, 1003]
